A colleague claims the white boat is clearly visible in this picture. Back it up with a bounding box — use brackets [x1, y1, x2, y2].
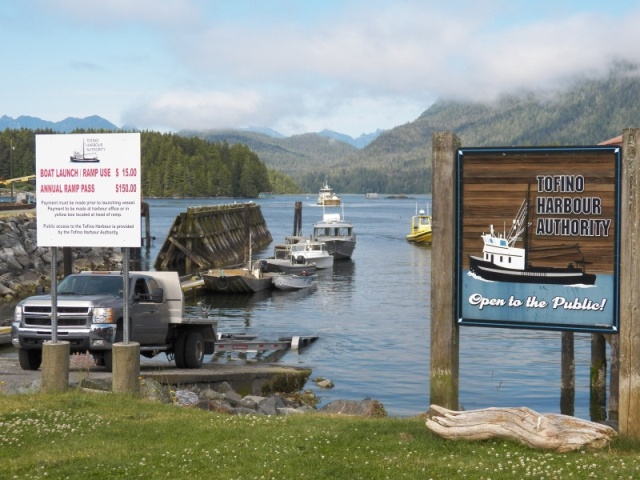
[317, 180, 341, 206]
[312, 212, 356, 260]
[260, 244, 318, 274]
[289, 240, 334, 269]
[272, 272, 318, 291]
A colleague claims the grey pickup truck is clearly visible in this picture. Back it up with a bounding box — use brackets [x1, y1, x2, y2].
[12, 271, 216, 371]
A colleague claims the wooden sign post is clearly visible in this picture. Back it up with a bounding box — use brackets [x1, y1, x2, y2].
[619, 128, 640, 438]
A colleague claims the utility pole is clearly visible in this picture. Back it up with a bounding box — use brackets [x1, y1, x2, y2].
[10, 139, 15, 203]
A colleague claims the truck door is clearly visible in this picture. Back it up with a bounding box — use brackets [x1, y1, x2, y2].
[130, 278, 166, 344]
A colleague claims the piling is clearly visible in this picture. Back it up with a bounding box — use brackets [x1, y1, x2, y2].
[560, 332, 575, 416]
[590, 333, 607, 421]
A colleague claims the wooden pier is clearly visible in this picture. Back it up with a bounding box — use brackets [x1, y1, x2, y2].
[154, 202, 272, 273]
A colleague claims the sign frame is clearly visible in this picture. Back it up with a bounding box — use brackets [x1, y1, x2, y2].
[35, 133, 141, 248]
[456, 146, 621, 333]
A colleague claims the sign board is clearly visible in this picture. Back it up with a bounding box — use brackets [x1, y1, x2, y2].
[456, 146, 620, 333]
[35, 133, 141, 247]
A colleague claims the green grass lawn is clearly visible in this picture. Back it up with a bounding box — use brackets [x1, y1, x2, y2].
[1, 391, 639, 479]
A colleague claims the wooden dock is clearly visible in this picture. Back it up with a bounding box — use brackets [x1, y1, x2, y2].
[154, 202, 272, 274]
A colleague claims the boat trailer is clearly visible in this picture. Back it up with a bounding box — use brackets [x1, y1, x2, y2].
[215, 333, 319, 353]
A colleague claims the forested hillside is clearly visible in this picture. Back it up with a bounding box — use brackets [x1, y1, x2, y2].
[3, 65, 639, 197]
[0, 130, 276, 198]
[184, 64, 640, 194]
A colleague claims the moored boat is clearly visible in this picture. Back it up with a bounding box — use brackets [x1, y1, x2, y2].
[406, 209, 432, 244]
[201, 263, 276, 293]
[312, 212, 356, 260]
[289, 240, 334, 269]
[272, 272, 318, 291]
[317, 180, 341, 206]
[261, 243, 318, 274]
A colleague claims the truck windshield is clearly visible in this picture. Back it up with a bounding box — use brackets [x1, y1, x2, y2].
[57, 275, 124, 297]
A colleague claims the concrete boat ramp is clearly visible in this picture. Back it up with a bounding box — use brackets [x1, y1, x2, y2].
[0, 333, 319, 396]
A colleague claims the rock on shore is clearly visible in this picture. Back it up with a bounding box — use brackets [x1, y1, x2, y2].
[0, 213, 123, 303]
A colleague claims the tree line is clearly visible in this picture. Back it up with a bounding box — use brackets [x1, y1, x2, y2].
[0, 129, 294, 198]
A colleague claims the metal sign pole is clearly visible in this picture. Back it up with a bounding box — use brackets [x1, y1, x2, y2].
[50, 247, 58, 343]
[123, 247, 129, 344]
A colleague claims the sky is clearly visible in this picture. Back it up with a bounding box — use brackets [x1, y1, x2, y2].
[2, 0, 640, 138]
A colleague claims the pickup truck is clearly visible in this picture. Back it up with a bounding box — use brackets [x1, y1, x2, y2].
[11, 271, 216, 372]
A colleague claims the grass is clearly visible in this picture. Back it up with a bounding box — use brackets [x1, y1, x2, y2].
[0, 391, 639, 479]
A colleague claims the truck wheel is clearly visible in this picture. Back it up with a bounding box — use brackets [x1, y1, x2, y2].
[18, 348, 42, 370]
[173, 331, 188, 369]
[184, 331, 204, 369]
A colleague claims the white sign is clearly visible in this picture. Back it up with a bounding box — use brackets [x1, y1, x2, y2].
[35, 133, 141, 247]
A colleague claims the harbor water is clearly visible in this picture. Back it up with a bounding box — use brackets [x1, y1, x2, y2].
[1, 194, 608, 418]
[143, 195, 606, 418]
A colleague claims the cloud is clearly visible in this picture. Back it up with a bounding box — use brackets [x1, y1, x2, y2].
[31, 0, 640, 135]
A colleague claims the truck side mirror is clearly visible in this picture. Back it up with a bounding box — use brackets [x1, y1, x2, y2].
[150, 287, 164, 303]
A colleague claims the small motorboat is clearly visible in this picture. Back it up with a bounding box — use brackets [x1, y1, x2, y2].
[288, 240, 334, 269]
[272, 272, 318, 291]
[261, 243, 318, 274]
[406, 208, 432, 244]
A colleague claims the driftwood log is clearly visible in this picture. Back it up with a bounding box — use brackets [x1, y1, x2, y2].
[425, 405, 617, 452]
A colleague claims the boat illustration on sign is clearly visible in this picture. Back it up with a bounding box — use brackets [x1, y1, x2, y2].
[70, 139, 100, 163]
[468, 197, 596, 285]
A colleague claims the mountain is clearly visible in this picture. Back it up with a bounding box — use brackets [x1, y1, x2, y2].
[317, 129, 383, 148]
[182, 66, 640, 194]
[0, 115, 119, 132]
[182, 128, 359, 180]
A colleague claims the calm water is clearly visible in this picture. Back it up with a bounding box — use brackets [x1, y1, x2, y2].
[1, 194, 607, 418]
[142, 195, 606, 418]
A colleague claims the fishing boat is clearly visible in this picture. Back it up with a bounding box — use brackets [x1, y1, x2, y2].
[468, 198, 596, 285]
[311, 212, 356, 260]
[201, 261, 276, 293]
[272, 272, 318, 291]
[406, 208, 432, 244]
[317, 180, 341, 206]
[289, 240, 334, 269]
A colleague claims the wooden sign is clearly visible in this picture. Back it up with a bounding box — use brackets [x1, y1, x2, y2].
[456, 146, 620, 332]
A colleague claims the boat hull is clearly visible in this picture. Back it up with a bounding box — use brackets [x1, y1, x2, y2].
[261, 258, 317, 274]
[319, 239, 356, 260]
[406, 230, 432, 243]
[469, 256, 596, 285]
[273, 273, 318, 291]
[291, 253, 334, 269]
[201, 269, 273, 293]
[318, 199, 341, 206]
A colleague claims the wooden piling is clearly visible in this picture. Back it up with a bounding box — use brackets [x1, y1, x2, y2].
[430, 131, 461, 410]
[590, 333, 607, 421]
[560, 332, 575, 416]
[609, 334, 619, 422]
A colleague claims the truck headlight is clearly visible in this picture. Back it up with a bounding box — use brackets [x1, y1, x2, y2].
[92, 308, 115, 324]
[14, 305, 23, 323]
